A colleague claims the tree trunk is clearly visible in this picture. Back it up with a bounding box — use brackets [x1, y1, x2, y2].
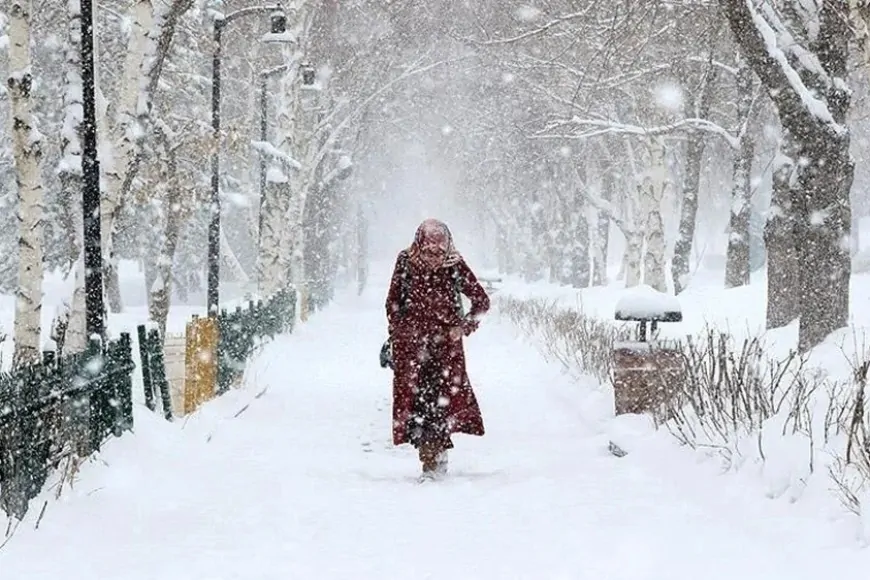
[102, 0, 194, 313]
[569, 198, 591, 288]
[720, 0, 853, 351]
[624, 229, 643, 288]
[672, 130, 704, 294]
[356, 206, 367, 295]
[641, 138, 668, 292]
[258, 168, 293, 297]
[8, 1, 45, 368]
[795, 126, 853, 351]
[592, 167, 612, 286]
[148, 135, 185, 341]
[55, 0, 87, 357]
[100, 0, 152, 313]
[672, 63, 716, 295]
[765, 148, 800, 329]
[724, 136, 754, 288]
[724, 57, 756, 289]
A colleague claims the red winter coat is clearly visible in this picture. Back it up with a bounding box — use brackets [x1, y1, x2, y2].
[386, 250, 491, 446]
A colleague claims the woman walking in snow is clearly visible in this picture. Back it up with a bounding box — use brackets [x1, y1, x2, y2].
[385, 218, 490, 480]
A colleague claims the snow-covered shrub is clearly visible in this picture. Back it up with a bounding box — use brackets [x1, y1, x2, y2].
[663, 329, 824, 463]
[499, 294, 870, 514]
[830, 357, 870, 516]
[495, 295, 630, 384]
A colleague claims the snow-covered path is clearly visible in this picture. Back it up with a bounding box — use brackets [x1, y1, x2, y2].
[1, 287, 866, 579]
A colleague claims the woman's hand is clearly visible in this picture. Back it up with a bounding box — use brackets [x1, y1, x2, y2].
[449, 318, 479, 341]
[461, 318, 480, 336]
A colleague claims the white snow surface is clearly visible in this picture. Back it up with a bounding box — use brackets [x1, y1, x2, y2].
[614, 283, 682, 319]
[2, 272, 869, 578]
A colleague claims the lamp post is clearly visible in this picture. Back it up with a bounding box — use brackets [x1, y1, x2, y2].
[80, 0, 105, 340]
[209, 5, 289, 316]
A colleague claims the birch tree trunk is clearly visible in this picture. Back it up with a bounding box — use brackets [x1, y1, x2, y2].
[592, 166, 612, 286]
[8, 1, 44, 368]
[568, 200, 591, 288]
[641, 138, 668, 292]
[624, 227, 643, 288]
[100, 0, 152, 313]
[258, 175, 292, 297]
[287, 86, 320, 313]
[724, 57, 756, 288]
[672, 63, 715, 295]
[102, 0, 193, 312]
[149, 130, 185, 340]
[671, 128, 704, 294]
[57, 0, 87, 357]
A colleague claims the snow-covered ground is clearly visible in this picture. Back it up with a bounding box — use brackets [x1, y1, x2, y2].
[2, 267, 870, 578]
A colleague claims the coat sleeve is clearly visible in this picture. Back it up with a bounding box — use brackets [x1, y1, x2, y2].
[385, 252, 406, 332]
[456, 258, 491, 320]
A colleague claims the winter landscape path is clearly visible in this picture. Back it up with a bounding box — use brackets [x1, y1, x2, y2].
[1, 285, 867, 579]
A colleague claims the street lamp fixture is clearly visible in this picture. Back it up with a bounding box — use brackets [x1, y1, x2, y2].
[301, 62, 316, 86]
[270, 10, 287, 34]
[208, 4, 290, 316]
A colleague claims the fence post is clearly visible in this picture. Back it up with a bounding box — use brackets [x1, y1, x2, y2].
[217, 309, 232, 395]
[148, 329, 173, 421]
[85, 337, 107, 453]
[183, 316, 218, 414]
[116, 332, 135, 433]
[137, 324, 155, 411]
[63, 349, 91, 460]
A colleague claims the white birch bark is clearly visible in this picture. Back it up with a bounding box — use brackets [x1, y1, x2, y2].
[100, 0, 153, 312]
[8, 1, 44, 367]
[621, 138, 644, 288]
[284, 4, 319, 312]
[641, 137, 668, 293]
[102, 0, 193, 312]
[59, 0, 87, 357]
[258, 42, 303, 298]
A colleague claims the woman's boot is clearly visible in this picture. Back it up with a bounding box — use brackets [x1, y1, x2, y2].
[418, 442, 439, 479]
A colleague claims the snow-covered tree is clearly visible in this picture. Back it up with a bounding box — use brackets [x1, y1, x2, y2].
[7, 1, 44, 367]
[719, 0, 853, 350]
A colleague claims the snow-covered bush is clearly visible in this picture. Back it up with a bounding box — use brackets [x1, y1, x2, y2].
[496, 295, 629, 384]
[498, 295, 870, 517]
[830, 358, 870, 516]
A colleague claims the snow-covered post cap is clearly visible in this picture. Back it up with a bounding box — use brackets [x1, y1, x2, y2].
[614, 284, 682, 323]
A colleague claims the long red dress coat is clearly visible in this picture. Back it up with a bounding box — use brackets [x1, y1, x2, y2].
[386, 250, 491, 446]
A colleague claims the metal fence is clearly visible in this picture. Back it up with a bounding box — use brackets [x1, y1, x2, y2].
[0, 335, 135, 519]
